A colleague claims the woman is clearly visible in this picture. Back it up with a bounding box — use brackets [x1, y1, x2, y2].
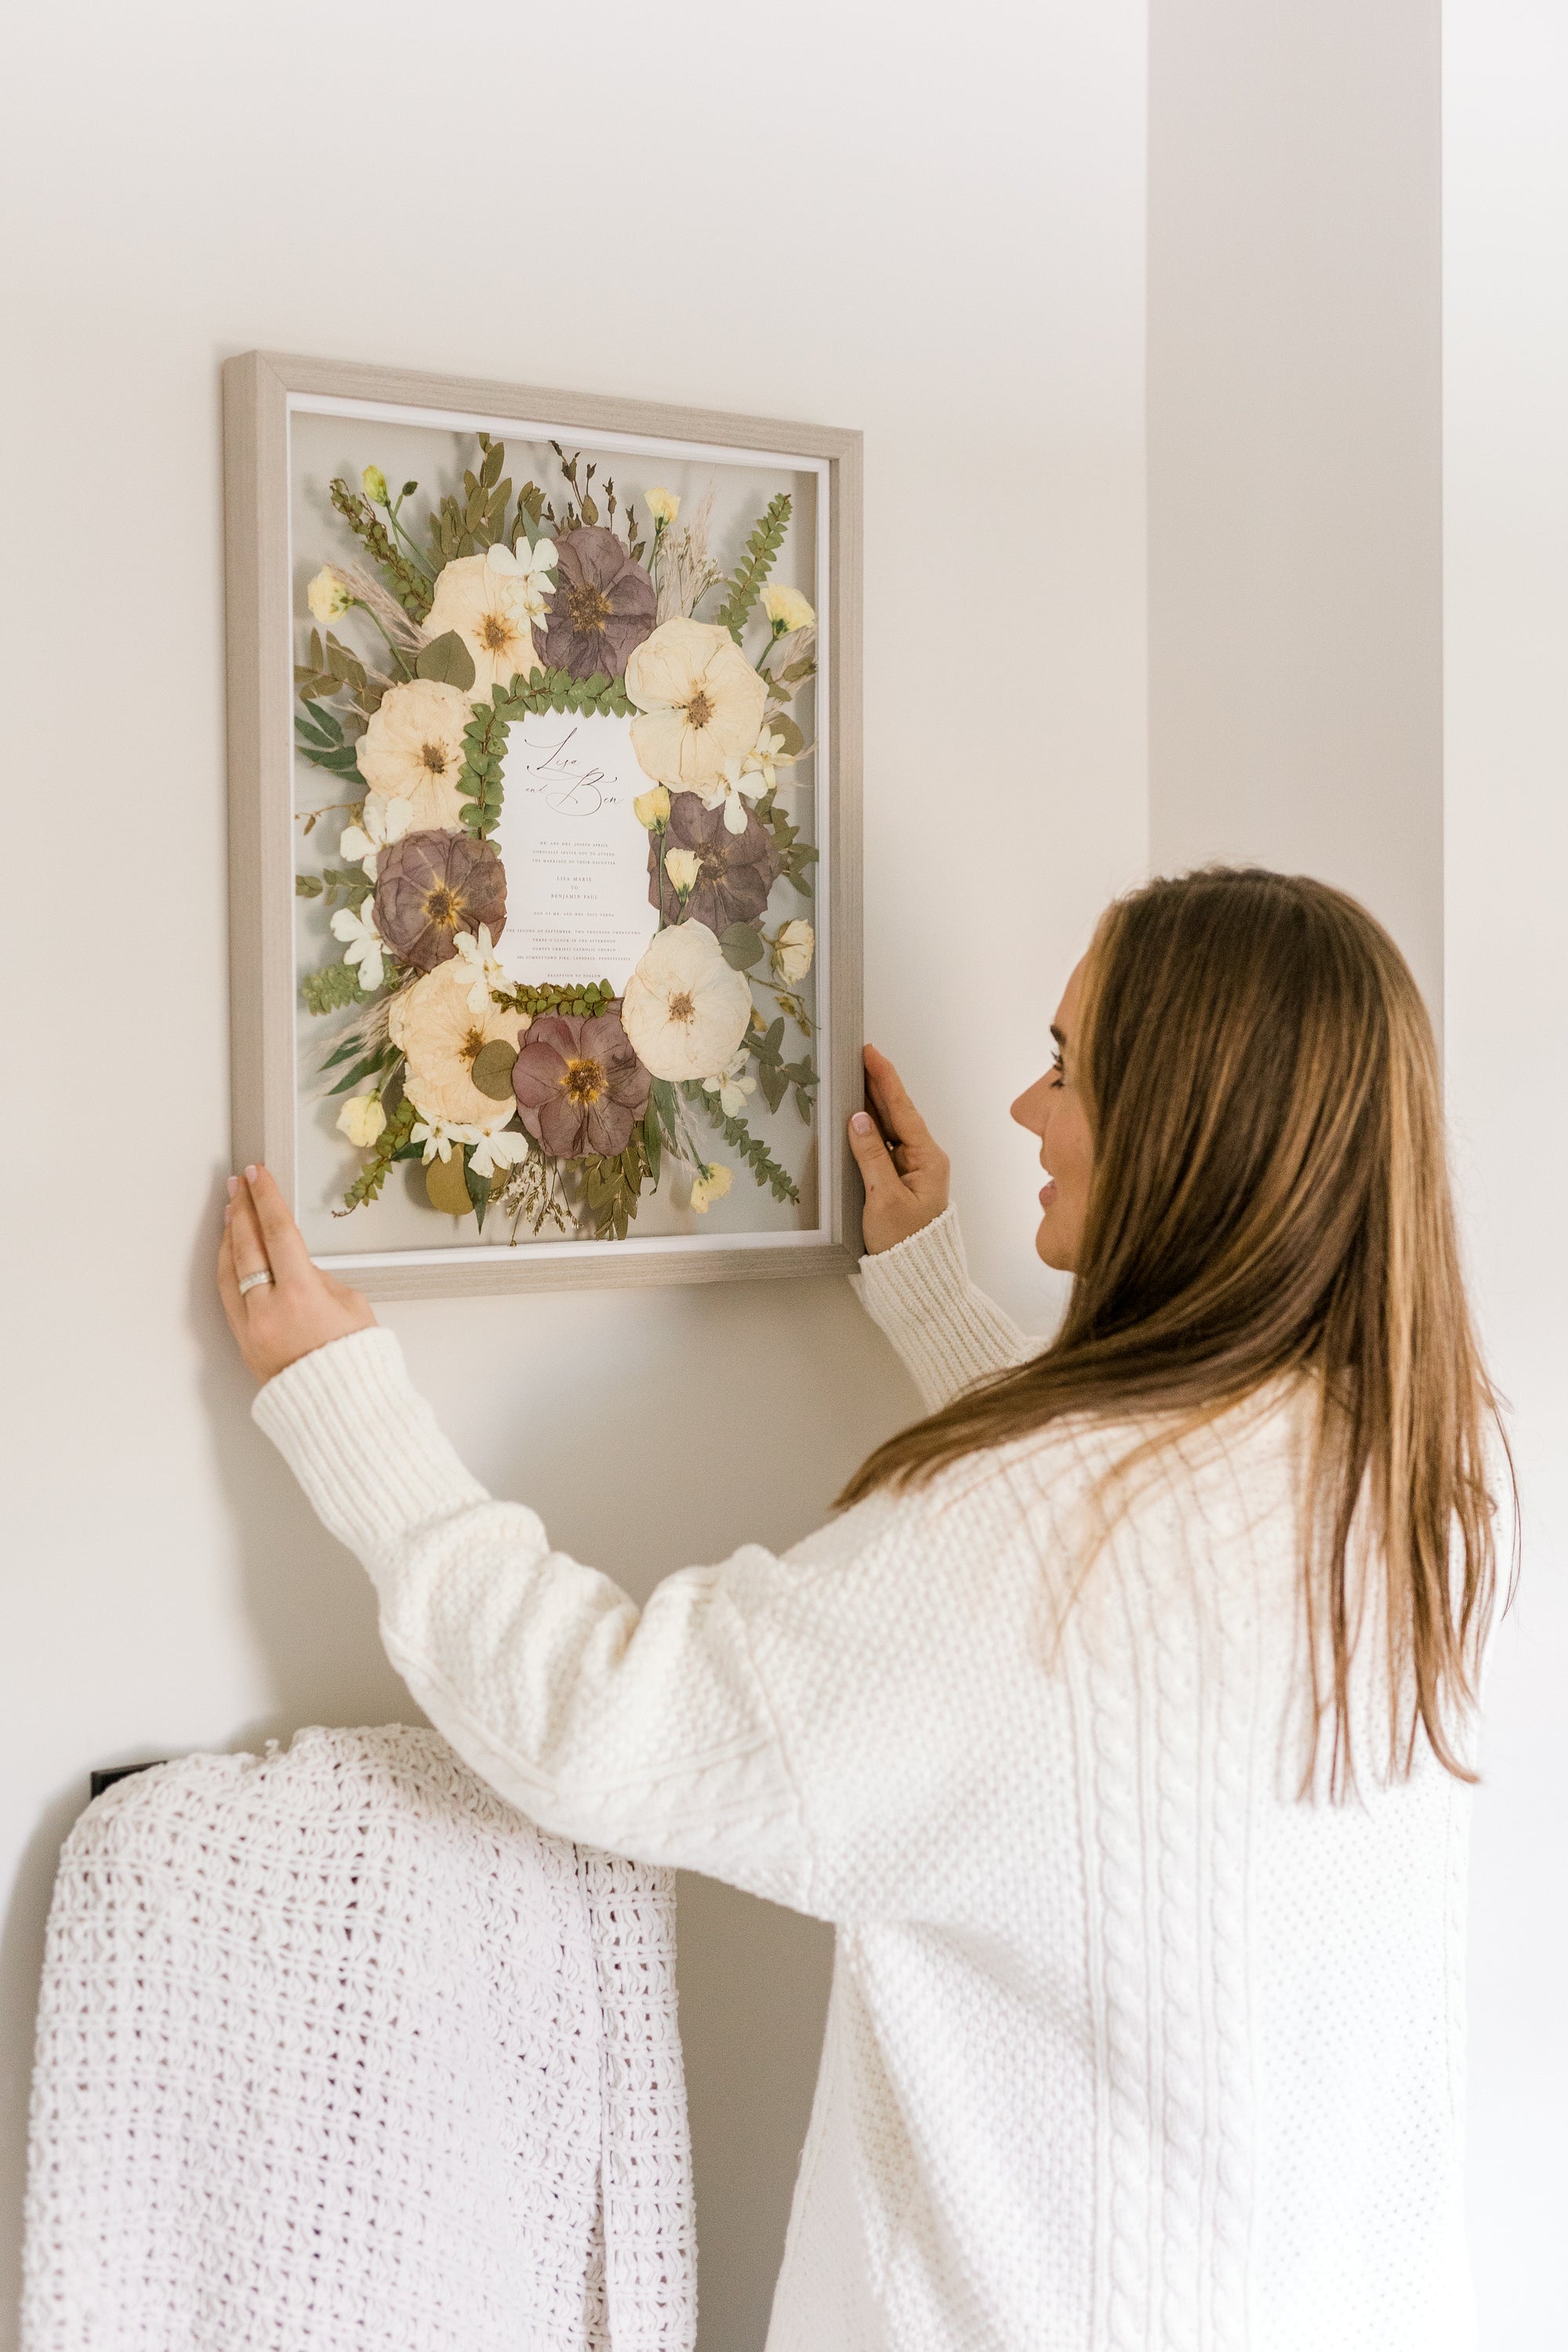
[220, 867, 1507, 2351]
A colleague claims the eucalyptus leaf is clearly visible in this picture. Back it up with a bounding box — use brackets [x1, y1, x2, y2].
[470, 1040, 519, 1102]
[719, 923, 764, 971]
[417, 630, 477, 690]
[426, 1149, 474, 1217]
[768, 714, 806, 760]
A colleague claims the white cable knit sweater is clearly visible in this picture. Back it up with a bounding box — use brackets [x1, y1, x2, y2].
[22, 1727, 695, 2352]
[254, 1210, 1478, 2352]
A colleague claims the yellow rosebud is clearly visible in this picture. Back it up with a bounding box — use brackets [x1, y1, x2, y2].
[307, 566, 354, 625]
[362, 465, 390, 505]
[664, 847, 700, 895]
[644, 487, 681, 526]
[634, 786, 672, 829]
[760, 583, 815, 634]
[690, 1161, 733, 1213]
[336, 1093, 387, 1149]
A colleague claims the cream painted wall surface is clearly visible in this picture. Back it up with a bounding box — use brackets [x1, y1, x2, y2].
[0, 4, 1149, 2344]
[1443, 6, 1568, 2344]
[1146, 0, 1444, 1019]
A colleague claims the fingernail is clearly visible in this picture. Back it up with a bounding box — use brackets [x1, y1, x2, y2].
[851, 1112, 873, 1134]
[226, 1174, 238, 1199]
[244, 1165, 258, 1183]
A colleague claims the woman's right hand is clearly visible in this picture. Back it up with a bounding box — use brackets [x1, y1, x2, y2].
[848, 1045, 951, 1255]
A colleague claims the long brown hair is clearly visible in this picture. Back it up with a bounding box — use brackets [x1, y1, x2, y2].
[842, 868, 1511, 1790]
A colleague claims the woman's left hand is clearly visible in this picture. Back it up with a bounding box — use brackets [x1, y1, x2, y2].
[217, 1165, 376, 1386]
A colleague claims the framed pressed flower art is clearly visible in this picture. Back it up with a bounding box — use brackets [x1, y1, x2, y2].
[223, 351, 862, 1297]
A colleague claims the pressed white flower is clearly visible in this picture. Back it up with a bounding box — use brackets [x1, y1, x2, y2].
[702, 1048, 756, 1118]
[689, 1160, 734, 1213]
[389, 957, 526, 1130]
[621, 919, 753, 1082]
[771, 918, 815, 985]
[330, 902, 385, 992]
[624, 617, 768, 789]
[450, 921, 510, 1016]
[695, 756, 752, 836]
[339, 791, 414, 879]
[663, 846, 701, 895]
[307, 566, 355, 625]
[355, 678, 473, 830]
[336, 1092, 387, 1148]
[467, 1127, 530, 1181]
[760, 583, 815, 634]
[361, 465, 390, 505]
[424, 540, 557, 691]
[644, 487, 681, 526]
[409, 1116, 482, 1165]
[633, 785, 672, 830]
[741, 725, 793, 797]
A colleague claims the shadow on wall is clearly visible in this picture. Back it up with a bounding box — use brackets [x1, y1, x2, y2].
[1, 1178, 920, 2350]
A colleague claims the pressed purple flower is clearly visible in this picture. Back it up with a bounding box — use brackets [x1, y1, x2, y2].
[372, 829, 506, 973]
[510, 1007, 652, 1158]
[538, 526, 655, 681]
[648, 790, 779, 934]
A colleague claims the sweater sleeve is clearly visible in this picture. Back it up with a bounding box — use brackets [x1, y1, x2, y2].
[252, 1326, 850, 1915]
[853, 1206, 1037, 1410]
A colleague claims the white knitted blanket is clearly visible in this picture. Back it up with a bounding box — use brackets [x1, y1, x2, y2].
[21, 1726, 695, 2352]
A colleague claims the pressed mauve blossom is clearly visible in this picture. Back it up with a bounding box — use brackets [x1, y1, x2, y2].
[538, 527, 655, 681]
[373, 830, 506, 973]
[510, 1008, 651, 1158]
[647, 790, 779, 934]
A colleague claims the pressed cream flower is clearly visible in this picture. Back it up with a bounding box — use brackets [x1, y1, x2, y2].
[633, 786, 672, 830]
[423, 540, 557, 691]
[330, 903, 385, 992]
[760, 583, 815, 635]
[355, 678, 473, 830]
[663, 847, 700, 895]
[689, 1161, 734, 1213]
[361, 465, 390, 505]
[339, 791, 413, 880]
[702, 1048, 755, 1118]
[621, 919, 753, 1083]
[390, 958, 526, 1131]
[307, 567, 355, 625]
[771, 918, 815, 985]
[644, 488, 680, 526]
[336, 1092, 387, 1148]
[625, 617, 768, 790]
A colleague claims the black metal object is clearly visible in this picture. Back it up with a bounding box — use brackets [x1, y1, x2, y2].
[89, 1761, 167, 1802]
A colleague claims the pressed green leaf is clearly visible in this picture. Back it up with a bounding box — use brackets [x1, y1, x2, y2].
[295, 873, 324, 898]
[426, 1148, 474, 1217]
[417, 630, 477, 690]
[768, 713, 806, 760]
[470, 1040, 518, 1101]
[719, 922, 764, 971]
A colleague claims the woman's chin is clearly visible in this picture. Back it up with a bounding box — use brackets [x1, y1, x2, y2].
[1034, 1210, 1076, 1273]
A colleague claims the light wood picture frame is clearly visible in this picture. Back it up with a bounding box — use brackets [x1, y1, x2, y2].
[223, 351, 862, 1299]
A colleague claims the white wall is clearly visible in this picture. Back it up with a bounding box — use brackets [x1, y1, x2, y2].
[0, 5, 1149, 2344]
[1443, 8, 1568, 2344]
[1146, 0, 1444, 1018]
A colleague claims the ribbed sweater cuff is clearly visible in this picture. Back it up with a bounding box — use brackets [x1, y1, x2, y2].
[855, 1207, 1025, 1412]
[252, 1327, 488, 1558]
